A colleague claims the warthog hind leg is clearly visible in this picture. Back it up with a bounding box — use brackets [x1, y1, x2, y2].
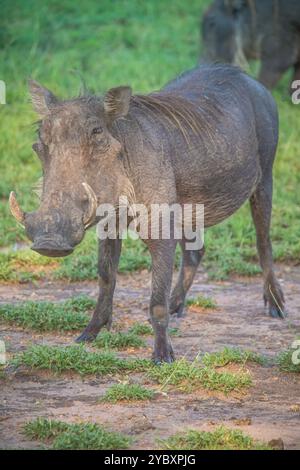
[250, 178, 286, 319]
[170, 240, 205, 317]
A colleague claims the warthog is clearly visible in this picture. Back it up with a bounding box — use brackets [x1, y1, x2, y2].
[202, 0, 300, 90]
[10, 64, 286, 363]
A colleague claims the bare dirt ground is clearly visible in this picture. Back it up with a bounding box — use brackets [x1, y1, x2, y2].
[0, 264, 300, 449]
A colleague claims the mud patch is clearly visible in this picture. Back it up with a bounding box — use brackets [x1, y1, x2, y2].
[0, 265, 300, 449]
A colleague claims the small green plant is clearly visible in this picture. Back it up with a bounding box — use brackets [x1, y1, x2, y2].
[93, 331, 146, 350]
[202, 347, 265, 367]
[128, 323, 179, 336]
[169, 327, 180, 336]
[277, 345, 300, 373]
[102, 383, 155, 403]
[148, 358, 251, 394]
[24, 418, 69, 441]
[23, 418, 131, 450]
[161, 426, 271, 450]
[128, 322, 153, 336]
[0, 296, 95, 332]
[0, 255, 16, 282]
[12, 344, 151, 376]
[186, 295, 217, 310]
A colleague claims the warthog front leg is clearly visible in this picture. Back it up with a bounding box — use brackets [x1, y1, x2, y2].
[258, 34, 296, 90]
[170, 239, 205, 317]
[147, 239, 177, 364]
[76, 237, 122, 342]
[259, 61, 287, 90]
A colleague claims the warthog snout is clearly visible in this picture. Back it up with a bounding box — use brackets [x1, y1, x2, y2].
[24, 210, 79, 258]
[31, 235, 74, 257]
[9, 183, 98, 258]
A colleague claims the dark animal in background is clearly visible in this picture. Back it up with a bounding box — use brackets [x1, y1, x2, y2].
[10, 64, 285, 363]
[202, 0, 300, 90]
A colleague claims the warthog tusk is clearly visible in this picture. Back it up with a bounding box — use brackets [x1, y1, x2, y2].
[9, 191, 25, 227]
[82, 182, 98, 229]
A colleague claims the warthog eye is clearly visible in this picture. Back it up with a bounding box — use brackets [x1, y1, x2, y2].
[92, 127, 103, 135]
[32, 141, 47, 160]
[32, 143, 39, 153]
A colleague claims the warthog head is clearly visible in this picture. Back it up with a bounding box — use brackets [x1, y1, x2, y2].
[202, 0, 249, 66]
[9, 81, 132, 257]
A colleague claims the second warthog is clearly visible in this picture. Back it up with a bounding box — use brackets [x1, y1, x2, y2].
[10, 64, 285, 363]
[202, 0, 300, 91]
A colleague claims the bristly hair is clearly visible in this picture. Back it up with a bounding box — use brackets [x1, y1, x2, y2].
[32, 119, 42, 132]
[130, 91, 224, 146]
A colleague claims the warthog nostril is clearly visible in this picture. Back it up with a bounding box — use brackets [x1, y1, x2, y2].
[31, 237, 74, 258]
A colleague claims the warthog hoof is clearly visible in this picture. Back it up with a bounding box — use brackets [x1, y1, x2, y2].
[75, 330, 98, 343]
[264, 279, 287, 319]
[268, 304, 287, 319]
[169, 300, 185, 318]
[152, 344, 175, 365]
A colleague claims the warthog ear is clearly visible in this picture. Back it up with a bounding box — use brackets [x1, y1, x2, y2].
[104, 86, 132, 122]
[28, 80, 58, 116]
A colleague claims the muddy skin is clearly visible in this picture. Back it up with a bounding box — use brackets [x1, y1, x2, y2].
[10, 63, 285, 363]
[202, 0, 300, 91]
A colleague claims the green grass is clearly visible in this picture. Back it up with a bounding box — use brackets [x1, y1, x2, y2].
[128, 322, 179, 336]
[0, 248, 59, 282]
[102, 383, 155, 402]
[186, 295, 217, 310]
[168, 327, 180, 336]
[128, 322, 153, 336]
[23, 418, 131, 449]
[1, 0, 299, 281]
[0, 233, 151, 282]
[12, 343, 253, 393]
[202, 347, 266, 367]
[93, 330, 146, 349]
[277, 344, 300, 373]
[54, 234, 151, 281]
[12, 344, 151, 375]
[0, 368, 6, 380]
[148, 358, 251, 394]
[0, 295, 95, 331]
[161, 426, 271, 450]
[24, 418, 70, 441]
